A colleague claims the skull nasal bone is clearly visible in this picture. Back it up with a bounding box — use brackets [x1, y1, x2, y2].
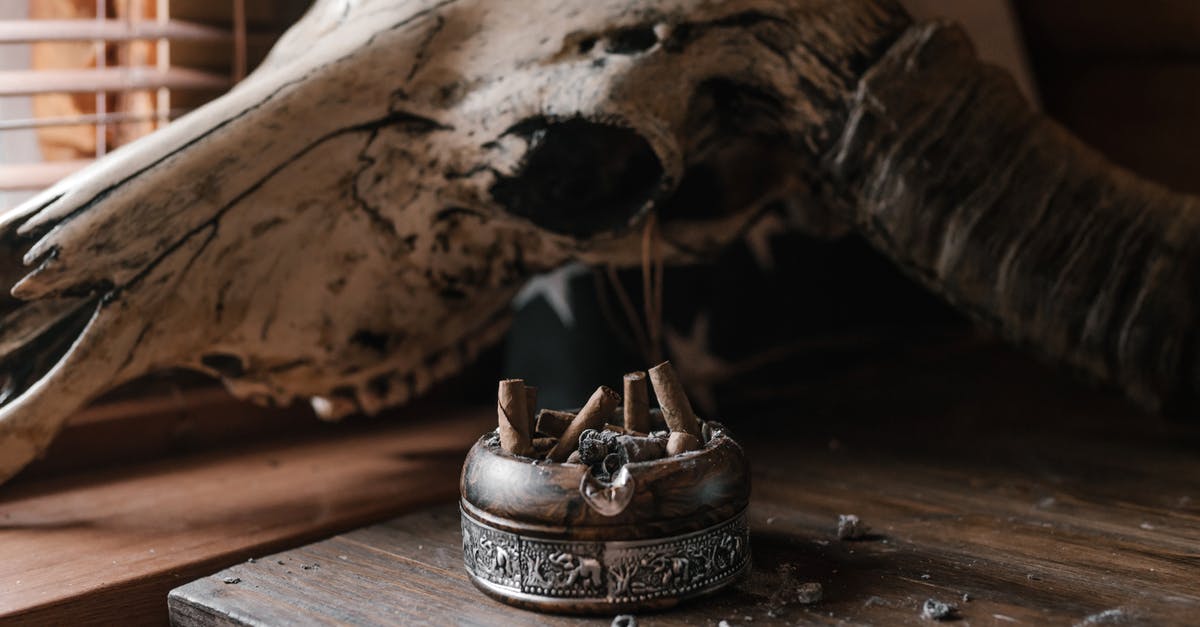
[490, 117, 663, 238]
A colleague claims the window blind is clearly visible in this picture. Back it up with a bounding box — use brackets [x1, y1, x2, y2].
[0, 0, 266, 198]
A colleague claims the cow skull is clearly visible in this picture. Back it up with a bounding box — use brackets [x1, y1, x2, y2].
[0, 0, 1196, 483]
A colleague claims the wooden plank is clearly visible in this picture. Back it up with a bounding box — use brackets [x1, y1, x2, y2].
[170, 345, 1200, 625]
[0, 405, 495, 626]
[19, 383, 320, 480]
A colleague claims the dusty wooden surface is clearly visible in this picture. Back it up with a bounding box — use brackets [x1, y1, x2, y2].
[170, 344, 1200, 626]
[0, 404, 494, 626]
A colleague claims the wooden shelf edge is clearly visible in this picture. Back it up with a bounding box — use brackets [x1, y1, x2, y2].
[0, 405, 494, 625]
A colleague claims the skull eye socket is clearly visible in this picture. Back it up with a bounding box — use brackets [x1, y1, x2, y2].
[201, 352, 246, 378]
[604, 25, 659, 54]
[489, 117, 663, 238]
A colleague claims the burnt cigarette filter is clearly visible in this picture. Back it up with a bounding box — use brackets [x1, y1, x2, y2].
[597, 429, 619, 447]
[535, 409, 575, 437]
[577, 429, 609, 465]
[497, 379, 532, 456]
[546, 386, 620, 462]
[648, 361, 702, 438]
[615, 434, 667, 462]
[623, 371, 651, 433]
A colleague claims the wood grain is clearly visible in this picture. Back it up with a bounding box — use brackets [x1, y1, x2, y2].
[20, 381, 316, 480]
[170, 343, 1200, 626]
[0, 404, 494, 626]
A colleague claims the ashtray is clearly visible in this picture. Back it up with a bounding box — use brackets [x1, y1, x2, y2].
[459, 363, 751, 614]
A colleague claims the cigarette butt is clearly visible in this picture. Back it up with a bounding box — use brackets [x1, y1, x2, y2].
[497, 379, 532, 455]
[666, 431, 702, 455]
[623, 371, 651, 433]
[546, 386, 620, 462]
[648, 361, 702, 438]
[535, 409, 575, 437]
[616, 434, 666, 462]
[578, 429, 609, 465]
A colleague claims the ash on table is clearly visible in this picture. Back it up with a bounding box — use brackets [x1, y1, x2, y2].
[921, 598, 958, 621]
[836, 514, 870, 540]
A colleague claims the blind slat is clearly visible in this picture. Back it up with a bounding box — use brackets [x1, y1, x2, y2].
[0, 67, 229, 96]
[0, 160, 91, 191]
[0, 19, 232, 44]
[0, 108, 189, 131]
[0, 5, 265, 200]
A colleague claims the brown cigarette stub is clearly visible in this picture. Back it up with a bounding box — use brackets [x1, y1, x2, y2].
[648, 361, 702, 438]
[623, 371, 651, 433]
[535, 409, 575, 437]
[546, 386, 620, 462]
[666, 431, 702, 456]
[497, 379, 532, 456]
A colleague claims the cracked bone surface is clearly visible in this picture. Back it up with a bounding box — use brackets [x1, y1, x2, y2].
[0, 0, 1196, 484]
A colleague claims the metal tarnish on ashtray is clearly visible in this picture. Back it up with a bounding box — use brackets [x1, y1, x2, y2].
[459, 363, 751, 614]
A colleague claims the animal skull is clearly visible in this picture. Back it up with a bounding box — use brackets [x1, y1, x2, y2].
[0, 0, 1196, 483]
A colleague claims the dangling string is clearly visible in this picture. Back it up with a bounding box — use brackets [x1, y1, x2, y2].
[640, 214, 664, 365]
[593, 267, 643, 358]
[595, 216, 665, 366]
[603, 264, 650, 353]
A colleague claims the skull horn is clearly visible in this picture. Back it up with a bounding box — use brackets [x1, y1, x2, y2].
[826, 22, 1200, 415]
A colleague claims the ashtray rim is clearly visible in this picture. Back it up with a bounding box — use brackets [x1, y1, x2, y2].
[460, 420, 750, 535]
[460, 501, 750, 614]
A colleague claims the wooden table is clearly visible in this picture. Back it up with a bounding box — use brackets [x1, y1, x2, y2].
[168, 345, 1200, 626]
[0, 399, 494, 626]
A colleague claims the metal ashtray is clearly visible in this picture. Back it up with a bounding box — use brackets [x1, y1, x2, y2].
[459, 403, 750, 614]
